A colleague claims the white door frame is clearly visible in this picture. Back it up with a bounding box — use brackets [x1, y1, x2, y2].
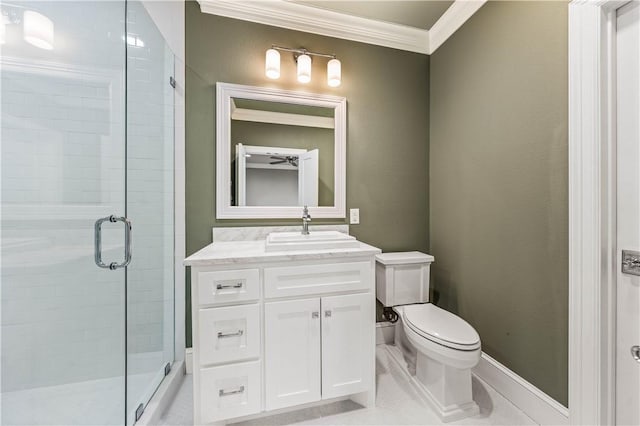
[568, 1, 629, 424]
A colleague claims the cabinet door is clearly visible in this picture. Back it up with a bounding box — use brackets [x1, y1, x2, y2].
[321, 293, 374, 399]
[265, 298, 321, 410]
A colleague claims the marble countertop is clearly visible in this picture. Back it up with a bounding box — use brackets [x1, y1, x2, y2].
[184, 239, 381, 266]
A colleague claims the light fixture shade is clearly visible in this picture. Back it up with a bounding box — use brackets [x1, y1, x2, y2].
[23, 10, 54, 50]
[265, 48, 280, 79]
[297, 54, 311, 83]
[327, 58, 341, 87]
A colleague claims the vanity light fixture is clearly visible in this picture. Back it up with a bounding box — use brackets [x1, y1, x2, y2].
[265, 45, 341, 87]
[265, 48, 280, 79]
[327, 58, 341, 88]
[296, 53, 312, 83]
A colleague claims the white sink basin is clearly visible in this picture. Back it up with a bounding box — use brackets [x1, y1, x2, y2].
[265, 231, 359, 252]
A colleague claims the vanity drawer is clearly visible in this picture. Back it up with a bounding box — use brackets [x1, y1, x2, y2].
[197, 268, 259, 306]
[264, 261, 371, 298]
[199, 304, 260, 366]
[199, 360, 261, 423]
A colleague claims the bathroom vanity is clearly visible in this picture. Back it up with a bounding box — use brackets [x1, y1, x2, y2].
[184, 229, 380, 425]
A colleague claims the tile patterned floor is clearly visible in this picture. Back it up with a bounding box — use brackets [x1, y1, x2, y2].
[158, 345, 537, 426]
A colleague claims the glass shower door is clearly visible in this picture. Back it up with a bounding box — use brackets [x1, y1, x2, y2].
[1, 1, 175, 423]
[1, 1, 127, 424]
[124, 2, 175, 423]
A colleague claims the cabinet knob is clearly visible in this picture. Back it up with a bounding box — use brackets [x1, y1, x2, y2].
[325, 310, 332, 317]
[312, 311, 319, 319]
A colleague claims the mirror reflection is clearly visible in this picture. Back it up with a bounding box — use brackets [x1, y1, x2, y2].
[230, 98, 335, 207]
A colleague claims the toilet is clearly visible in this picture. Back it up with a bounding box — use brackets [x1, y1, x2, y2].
[376, 252, 481, 422]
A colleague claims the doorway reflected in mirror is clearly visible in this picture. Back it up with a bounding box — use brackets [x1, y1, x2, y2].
[233, 144, 320, 207]
[230, 97, 334, 208]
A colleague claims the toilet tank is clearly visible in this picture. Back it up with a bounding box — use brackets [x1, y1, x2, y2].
[375, 251, 435, 307]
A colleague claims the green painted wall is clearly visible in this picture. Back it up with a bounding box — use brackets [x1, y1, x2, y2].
[429, 1, 568, 406]
[185, 1, 430, 345]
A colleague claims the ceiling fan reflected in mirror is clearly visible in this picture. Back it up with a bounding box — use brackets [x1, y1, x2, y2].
[270, 155, 298, 167]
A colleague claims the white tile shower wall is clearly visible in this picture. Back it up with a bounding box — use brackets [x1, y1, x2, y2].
[1, 0, 127, 392]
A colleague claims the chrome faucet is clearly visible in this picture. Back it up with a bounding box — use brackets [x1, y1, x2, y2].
[302, 205, 311, 235]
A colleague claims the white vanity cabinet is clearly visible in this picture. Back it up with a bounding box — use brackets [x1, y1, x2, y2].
[186, 240, 379, 425]
[264, 292, 372, 410]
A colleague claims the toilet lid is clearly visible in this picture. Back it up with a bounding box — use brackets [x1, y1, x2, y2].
[403, 304, 481, 350]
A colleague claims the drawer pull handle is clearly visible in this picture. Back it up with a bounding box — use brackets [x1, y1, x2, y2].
[219, 385, 245, 397]
[217, 330, 244, 339]
[217, 282, 243, 290]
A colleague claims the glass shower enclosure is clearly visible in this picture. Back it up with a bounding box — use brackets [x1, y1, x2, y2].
[1, 1, 176, 424]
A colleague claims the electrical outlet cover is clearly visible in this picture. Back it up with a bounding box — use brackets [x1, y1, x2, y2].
[350, 208, 360, 224]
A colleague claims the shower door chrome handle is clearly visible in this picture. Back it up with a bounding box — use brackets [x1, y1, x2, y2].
[94, 215, 132, 270]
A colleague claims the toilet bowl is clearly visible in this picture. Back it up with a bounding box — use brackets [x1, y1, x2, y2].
[398, 304, 481, 369]
[376, 252, 481, 422]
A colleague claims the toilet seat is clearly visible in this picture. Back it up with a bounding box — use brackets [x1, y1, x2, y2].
[402, 304, 481, 351]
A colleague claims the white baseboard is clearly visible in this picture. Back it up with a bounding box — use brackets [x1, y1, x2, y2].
[473, 352, 568, 426]
[185, 347, 193, 375]
[376, 321, 395, 345]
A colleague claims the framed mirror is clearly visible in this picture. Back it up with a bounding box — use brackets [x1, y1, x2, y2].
[216, 82, 346, 219]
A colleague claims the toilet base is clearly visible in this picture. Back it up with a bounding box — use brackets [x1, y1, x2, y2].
[385, 344, 479, 423]
[392, 319, 479, 422]
[385, 344, 479, 422]
[415, 352, 479, 422]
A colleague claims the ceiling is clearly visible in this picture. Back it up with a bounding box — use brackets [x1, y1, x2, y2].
[291, 1, 455, 30]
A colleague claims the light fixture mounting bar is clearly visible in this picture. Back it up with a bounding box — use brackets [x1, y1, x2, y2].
[271, 45, 336, 59]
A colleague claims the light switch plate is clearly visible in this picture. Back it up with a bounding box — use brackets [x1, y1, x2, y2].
[350, 208, 360, 224]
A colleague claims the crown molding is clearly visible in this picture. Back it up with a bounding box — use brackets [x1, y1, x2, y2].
[197, 0, 486, 55]
[428, 0, 487, 54]
[198, 0, 430, 54]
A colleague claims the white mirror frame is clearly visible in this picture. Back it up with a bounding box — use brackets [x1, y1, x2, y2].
[216, 82, 346, 219]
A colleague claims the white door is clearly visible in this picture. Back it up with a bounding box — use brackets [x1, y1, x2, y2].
[616, 2, 640, 424]
[235, 143, 247, 206]
[264, 298, 321, 410]
[298, 149, 319, 207]
[321, 293, 374, 399]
